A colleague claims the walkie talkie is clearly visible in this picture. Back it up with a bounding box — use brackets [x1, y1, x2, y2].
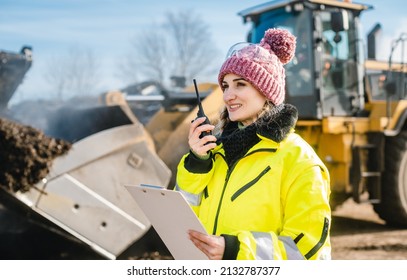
[193, 79, 212, 138]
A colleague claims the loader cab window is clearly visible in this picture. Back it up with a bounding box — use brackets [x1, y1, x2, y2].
[249, 8, 317, 118]
[318, 10, 360, 116]
[368, 71, 407, 101]
[367, 73, 387, 101]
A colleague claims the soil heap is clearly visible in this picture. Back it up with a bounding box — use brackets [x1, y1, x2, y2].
[0, 117, 72, 193]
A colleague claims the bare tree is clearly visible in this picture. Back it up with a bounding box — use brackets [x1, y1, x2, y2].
[136, 27, 168, 84]
[119, 9, 220, 87]
[165, 10, 219, 82]
[44, 55, 67, 100]
[44, 47, 101, 100]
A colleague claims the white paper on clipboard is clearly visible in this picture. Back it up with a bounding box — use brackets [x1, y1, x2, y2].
[125, 184, 209, 260]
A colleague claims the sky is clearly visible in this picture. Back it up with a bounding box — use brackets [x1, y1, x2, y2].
[1, 0, 406, 103]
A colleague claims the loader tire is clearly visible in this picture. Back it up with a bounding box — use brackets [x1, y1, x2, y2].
[373, 130, 407, 227]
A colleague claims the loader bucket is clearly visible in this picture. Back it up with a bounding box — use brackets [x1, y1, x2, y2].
[10, 123, 171, 259]
[1, 99, 172, 259]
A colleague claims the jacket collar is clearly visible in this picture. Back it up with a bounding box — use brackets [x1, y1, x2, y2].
[255, 103, 298, 143]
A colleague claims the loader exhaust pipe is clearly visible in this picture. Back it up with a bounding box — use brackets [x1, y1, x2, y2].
[367, 23, 382, 60]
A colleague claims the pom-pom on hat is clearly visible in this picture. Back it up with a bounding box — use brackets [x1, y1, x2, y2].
[218, 28, 296, 105]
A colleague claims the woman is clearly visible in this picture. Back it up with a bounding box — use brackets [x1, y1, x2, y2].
[175, 28, 331, 260]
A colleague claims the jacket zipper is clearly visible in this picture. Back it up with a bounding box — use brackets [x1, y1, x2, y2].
[230, 165, 271, 201]
[211, 148, 276, 235]
[212, 154, 236, 235]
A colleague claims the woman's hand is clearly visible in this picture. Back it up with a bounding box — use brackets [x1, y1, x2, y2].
[188, 230, 225, 260]
[188, 117, 217, 157]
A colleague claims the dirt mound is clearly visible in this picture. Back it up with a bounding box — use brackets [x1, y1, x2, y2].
[0, 117, 72, 193]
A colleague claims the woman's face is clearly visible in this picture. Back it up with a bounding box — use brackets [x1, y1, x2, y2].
[221, 73, 267, 126]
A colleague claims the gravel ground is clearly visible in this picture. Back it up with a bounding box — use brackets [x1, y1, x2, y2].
[331, 198, 407, 260]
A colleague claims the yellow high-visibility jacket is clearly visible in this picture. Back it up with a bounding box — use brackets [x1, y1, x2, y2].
[176, 130, 331, 260]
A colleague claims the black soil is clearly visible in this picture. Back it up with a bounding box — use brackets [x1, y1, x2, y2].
[0, 117, 71, 193]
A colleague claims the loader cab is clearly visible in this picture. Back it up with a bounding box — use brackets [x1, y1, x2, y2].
[239, 0, 370, 119]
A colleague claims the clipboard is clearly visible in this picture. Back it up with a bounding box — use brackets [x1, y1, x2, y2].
[125, 184, 209, 260]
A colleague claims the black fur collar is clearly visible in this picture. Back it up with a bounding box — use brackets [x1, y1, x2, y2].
[255, 103, 298, 142]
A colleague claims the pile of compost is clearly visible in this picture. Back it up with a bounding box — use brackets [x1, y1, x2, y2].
[0, 117, 71, 193]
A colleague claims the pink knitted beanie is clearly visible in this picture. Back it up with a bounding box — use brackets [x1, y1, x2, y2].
[218, 28, 296, 105]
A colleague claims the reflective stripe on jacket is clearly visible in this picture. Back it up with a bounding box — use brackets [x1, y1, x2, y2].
[176, 132, 331, 260]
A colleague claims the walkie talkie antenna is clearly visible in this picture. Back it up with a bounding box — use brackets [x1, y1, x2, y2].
[193, 78, 212, 138]
[193, 79, 204, 117]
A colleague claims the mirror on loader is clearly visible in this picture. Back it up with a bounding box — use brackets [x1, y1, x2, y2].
[331, 9, 349, 34]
